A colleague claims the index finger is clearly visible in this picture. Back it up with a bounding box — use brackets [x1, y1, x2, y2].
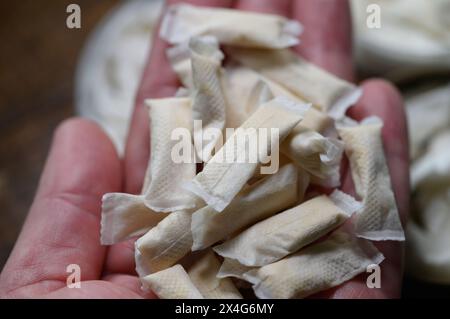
[292, 0, 354, 81]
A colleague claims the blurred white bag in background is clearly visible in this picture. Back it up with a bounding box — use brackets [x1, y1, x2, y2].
[75, 0, 163, 155]
[351, 0, 450, 81]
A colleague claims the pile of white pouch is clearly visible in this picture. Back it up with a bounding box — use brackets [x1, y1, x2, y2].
[98, 4, 404, 299]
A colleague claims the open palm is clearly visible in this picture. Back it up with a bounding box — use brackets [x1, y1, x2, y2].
[0, 0, 409, 298]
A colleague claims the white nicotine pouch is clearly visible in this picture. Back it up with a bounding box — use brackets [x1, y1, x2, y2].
[187, 251, 242, 299]
[100, 193, 167, 245]
[191, 163, 301, 251]
[337, 117, 405, 241]
[141, 264, 204, 299]
[281, 127, 344, 188]
[243, 231, 384, 299]
[300, 108, 335, 136]
[222, 64, 307, 129]
[184, 97, 310, 212]
[189, 36, 227, 162]
[135, 209, 195, 277]
[213, 190, 361, 267]
[166, 42, 193, 90]
[221, 65, 268, 128]
[142, 97, 197, 212]
[160, 4, 302, 49]
[228, 48, 362, 119]
[217, 257, 255, 280]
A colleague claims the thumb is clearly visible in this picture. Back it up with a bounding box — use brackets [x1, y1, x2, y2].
[0, 118, 122, 297]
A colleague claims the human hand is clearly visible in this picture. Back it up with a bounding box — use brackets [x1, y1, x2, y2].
[0, 0, 409, 298]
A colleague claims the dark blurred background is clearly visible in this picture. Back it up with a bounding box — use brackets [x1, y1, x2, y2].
[0, 0, 449, 298]
[0, 0, 119, 270]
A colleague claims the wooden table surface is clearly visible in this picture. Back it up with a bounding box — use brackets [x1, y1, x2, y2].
[0, 0, 119, 269]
